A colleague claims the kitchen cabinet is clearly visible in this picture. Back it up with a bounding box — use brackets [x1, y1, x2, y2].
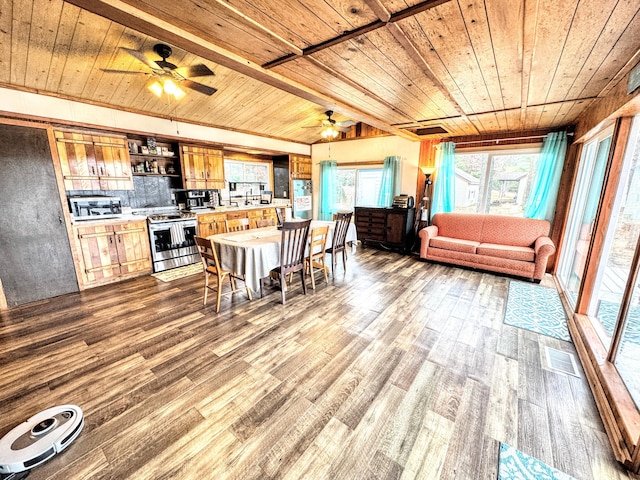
[197, 212, 228, 236]
[355, 207, 415, 253]
[55, 129, 133, 190]
[290, 155, 312, 180]
[74, 219, 151, 288]
[248, 208, 278, 228]
[181, 144, 225, 190]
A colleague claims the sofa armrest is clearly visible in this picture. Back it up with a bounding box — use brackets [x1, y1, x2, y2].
[533, 236, 556, 280]
[419, 225, 439, 258]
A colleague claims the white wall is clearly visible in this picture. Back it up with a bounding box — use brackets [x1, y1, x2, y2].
[0, 87, 310, 156]
[311, 136, 421, 217]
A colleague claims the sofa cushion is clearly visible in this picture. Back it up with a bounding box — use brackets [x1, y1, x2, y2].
[480, 215, 551, 247]
[430, 236, 479, 254]
[432, 213, 485, 242]
[476, 243, 535, 262]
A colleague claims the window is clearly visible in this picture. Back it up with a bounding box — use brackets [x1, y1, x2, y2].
[224, 159, 270, 185]
[335, 167, 383, 211]
[222, 159, 272, 202]
[454, 147, 541, 216]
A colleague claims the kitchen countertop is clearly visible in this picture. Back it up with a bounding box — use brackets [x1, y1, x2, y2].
[191, 203, 290, 215]
[69, 203, 291, 225]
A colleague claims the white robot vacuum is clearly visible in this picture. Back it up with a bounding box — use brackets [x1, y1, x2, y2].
[0, 405, 84, 475]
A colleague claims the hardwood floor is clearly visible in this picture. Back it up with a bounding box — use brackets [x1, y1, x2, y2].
[0, 248, 637, 479]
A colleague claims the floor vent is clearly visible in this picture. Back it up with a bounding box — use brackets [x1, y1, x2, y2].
[543, 346, 580, 377]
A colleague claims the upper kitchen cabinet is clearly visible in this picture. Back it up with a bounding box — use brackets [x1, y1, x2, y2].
[55, 129, 133, 190]
[290, 155, 311, 180]
[180, 144, 225, 190]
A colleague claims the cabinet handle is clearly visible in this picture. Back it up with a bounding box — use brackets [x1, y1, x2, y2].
[109, 236, 113, 244]
[99, 167, 104, 176]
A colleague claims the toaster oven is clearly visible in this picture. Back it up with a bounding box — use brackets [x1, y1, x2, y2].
[392, 195, 415, 209]
[69, 196, 123, 220]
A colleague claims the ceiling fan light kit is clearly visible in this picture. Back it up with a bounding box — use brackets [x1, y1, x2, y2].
[104, 43, 216, 99]
[148, 78, 186, 100]
[321, 125, 339, 139]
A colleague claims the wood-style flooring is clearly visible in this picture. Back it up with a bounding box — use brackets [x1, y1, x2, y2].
[0, 248, 637, 479]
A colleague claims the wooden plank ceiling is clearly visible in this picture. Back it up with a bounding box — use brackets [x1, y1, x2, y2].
[1, 0, 639, 145]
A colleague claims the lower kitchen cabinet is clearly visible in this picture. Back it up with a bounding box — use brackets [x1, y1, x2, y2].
[73, 220, 151, 288]
[197, 212, 228, 236]
[248, 208, 278, 228]
[354, 207, 415, 253]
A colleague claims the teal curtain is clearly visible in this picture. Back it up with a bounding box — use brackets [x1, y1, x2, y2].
[319, 160, 337, 220]
[524, 131, 568, 221]
[377, 155, 401, 207]
[431, 142, 456, 217]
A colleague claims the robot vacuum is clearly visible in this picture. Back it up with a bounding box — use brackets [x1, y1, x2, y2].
[0, 405, 84, 474]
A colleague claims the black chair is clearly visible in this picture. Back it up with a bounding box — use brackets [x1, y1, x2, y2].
[266, 219, 311, 304]
[326, 211, 353, 277]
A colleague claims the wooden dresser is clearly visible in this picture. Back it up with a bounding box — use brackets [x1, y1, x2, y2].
[354, 207, 415, 253]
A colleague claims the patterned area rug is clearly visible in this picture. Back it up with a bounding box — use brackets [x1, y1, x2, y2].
[152, 263, 203, 282]
[498, 443, 575, 479]
[504, 281, 571, 342]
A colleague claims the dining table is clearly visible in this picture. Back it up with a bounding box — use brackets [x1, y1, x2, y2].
[207, 220, 357, 293]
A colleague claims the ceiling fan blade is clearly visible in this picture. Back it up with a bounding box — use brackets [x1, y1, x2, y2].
[338, 120, 356, 128]
[121, 47, 160, 70]
[182, 79, 217, 96]
[174, 64, 214, 78]
[302, 125, 323, 129]
[101, 69, 148, 75]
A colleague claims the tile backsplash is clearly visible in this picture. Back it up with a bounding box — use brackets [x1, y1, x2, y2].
[67, 175, 182, 210]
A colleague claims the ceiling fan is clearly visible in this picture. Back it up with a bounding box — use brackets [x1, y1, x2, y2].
[103, 43, 217, 98]
[304, 110, 356, 138]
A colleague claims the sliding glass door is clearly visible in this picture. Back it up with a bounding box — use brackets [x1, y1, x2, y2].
[590, 116, 640, 407]
[557, 127, 613, 308]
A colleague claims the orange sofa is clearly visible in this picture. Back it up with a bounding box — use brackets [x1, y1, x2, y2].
[419, 212, 556, 282]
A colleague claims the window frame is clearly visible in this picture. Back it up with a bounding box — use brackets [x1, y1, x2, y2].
[454, 144, 542, 216]
[335, 162, 384, 210]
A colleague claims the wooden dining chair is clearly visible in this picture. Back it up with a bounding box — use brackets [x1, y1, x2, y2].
[305, 225, 330, 289]
[255, 218, 275, 228]
[326, 211, 353, 277]
[266, 219, 311, 304]
[225, 217, 250, 232]
[195, 236, 252, 312]
[274, 207, 286, 226]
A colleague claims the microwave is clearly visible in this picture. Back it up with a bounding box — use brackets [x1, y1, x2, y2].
[69, 196, 123, 220]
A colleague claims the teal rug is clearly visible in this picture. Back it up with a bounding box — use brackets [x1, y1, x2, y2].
[499, 442, 575, 479]
[504, 281, 571, 342]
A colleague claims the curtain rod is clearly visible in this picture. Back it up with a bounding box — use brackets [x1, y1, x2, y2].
[436, 132, 574, 147]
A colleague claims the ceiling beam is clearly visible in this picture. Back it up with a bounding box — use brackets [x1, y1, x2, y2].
[211, 0, 303, 56]
[363, 0, 391, 22]
[66, 0, 418, 141]
[263, 0, 452, 69]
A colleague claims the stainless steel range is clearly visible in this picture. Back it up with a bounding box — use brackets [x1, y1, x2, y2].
[147, 212, 199, 272]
